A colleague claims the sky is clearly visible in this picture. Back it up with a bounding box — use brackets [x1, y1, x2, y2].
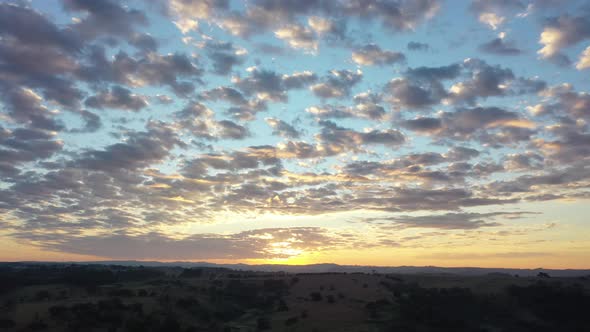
[1, 0, 589, 268]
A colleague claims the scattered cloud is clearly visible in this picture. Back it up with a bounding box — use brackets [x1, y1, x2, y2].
[537, 15, 590, 63]
[479, 37, 522, 55]
[351, 44, 405, 66]
[407, 41, 429, 51]
[85, 86, 149, 111]
[0, 0, 588, 264]
[311, 69, 363, 99]
[576, 45, 590, 70]
[266, 117, 301, 138]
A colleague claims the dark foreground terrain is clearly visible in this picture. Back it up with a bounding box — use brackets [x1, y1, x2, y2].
[1, 263, 589, 332]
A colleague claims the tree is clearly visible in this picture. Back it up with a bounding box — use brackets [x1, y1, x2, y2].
[257, 317, 271, 330]
[310, 292, 322, 302]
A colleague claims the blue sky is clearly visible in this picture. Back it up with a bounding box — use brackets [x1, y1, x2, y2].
[0, 0, 589, 267]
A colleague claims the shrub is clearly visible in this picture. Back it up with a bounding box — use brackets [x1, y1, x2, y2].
[0, 319, 15, 329]
[310, 292, 322, 302]
[284, 316, 299, 326]
[277, 299, 289, 312]
[257, 317, 271, 330]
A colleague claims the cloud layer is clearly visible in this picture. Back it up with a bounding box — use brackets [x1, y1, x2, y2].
[0, 0, 589, 263]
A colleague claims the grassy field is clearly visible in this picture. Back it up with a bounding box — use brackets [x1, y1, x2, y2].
[1, 263, 589, 331]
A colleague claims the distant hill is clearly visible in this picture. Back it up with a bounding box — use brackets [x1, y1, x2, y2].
[9, 260, 590, 277]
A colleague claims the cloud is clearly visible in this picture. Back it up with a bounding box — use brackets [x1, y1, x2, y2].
[343, 0, 441, 31]
[439, 106, 534, 141]
[234, 68, 317, 102]
[421, 251, 552, 260]
[385, 78, 446, 109]
[535, 125, 590, 164]
[306, 105, 353, 119]
[1, 87, 64, 131]
[129, 33, 158, 52]
[349, 187, 518, 212]
[537, 15, 590, 61]
[173, 101, 251, 140]
[307, 15, 334, 34]
[265, 118, 301, 138]
[0, 3, 81, 52]
[469, 0, 526, 30]
[445, 106, 521, 132]
[154, 94, 173, 104]
[351, 92, 387, 119]
[308, 16, 347, 40]
[70, 110, 102, 133]
[168, 0, 440, 48]
[479, 38, 523, 55]
[317, 120, 405, 153]
[407, 41, 429, 51]
[478, 12, 505, 30]
[576, 45, 590, 70]
[217, 120, 250, 139]
[307, 92, 386, 120]
[363, 211, 534, 229]
[166, 0, 229, 34]
[63, 0, 148, 41]
[72, 121, 183, 172]
[384, 63, 464, 110]
[78, 48, 203, 96]
[182, 151, 262, 174]
[400, 105, 536, 145]
[503, 152, 544, 171]
[201, 86, 248, 105]
[444, 146, 480, 161]
[85, 86, 149, 111]
[341, 147, 481, 184]
[246, 122, 405, 161]
[282, 71, 318, 89]
[217, 12, 257, 38]
[486, 162, 590, 198]
[406, 63, 462, 81]
[275, 24, 318, 52]
[401, 117, 442, 132]
[226, 102, 268, 121]
[351, 44, 405, 66]
[20, 227, 339, 260]
[311, 69, 363, 99]
[0, 26, 82, 108]
[202, 40, 247, 75]
[446, 58, 515, 104]
[0, 125, 63, 178]
[536, 83, 590, 120]
[0, 0, 588, 264]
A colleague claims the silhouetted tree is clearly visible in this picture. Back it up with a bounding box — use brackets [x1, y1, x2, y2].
[277, 299, 289, 312]
[0, 319, 15, 329]
[284, 316, 299, 326]
[180, 268, 203, 278]
[310, 292, 322, 302]
[257, 317, 271, 330]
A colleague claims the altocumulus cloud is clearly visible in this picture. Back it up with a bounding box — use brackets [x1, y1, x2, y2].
[0, 0, 589, 262]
